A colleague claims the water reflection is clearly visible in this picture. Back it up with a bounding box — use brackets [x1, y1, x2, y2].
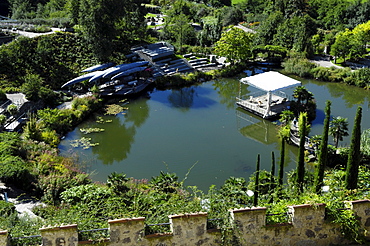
[91, 123, 136, 165]
[308, 79, 370, 108]
[124, 97, 150, 127]
[168, 87, 195, 110]
[236, 109, 279, 145]
[89, 98, 151, 165]
[59, 67, 370, 190]
[213, 78, 246, 109]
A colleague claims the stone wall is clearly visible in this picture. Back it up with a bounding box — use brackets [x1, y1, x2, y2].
[0, 200, 369, 246]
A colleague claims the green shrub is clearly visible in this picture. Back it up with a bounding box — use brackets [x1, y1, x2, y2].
[61, 184, 110, 205]
[40, 130, 60, 147]
[7, 104, 18, 115]
[0, 200, 16, 216]
[311, 67, 331, 81]
[37, 172, 91, 205]
[0, 114, 6, 125]
[0, 155, 34, 190]
[283, 57, 317, 78]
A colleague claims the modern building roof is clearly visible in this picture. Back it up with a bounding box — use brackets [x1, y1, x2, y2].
[240, 71, 301, 92]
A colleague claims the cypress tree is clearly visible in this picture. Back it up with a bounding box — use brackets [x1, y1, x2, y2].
[297, 112, 307, 193]
[278, 137, 285, 187]
[345, 106, 362, 190]
[269, 151, 276, 202]
[314, 100, 331, 193]
[253, 154, 260, 207]
[270, 151, 275, 189]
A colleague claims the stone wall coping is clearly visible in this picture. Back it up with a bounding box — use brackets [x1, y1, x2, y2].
[231, 207, 267, 213]
[289, 203, 326, 209]
[145, 232, 173, 238]
[346, 199, 370, 204]
[168, 212, 207, 219]
[0, 230, 8, 235]
[39, 224, 78, 231]
[108, 217, 145, 224]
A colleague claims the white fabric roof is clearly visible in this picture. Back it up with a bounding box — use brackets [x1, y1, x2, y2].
[240, 71, 301, 92]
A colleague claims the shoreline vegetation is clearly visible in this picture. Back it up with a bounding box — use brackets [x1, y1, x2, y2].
[1, 0, 370, 242]
[0, 58, 369, 243]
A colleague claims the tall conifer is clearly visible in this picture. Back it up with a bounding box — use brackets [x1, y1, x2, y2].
[278, 138, 285, 187]
[253, 154, 260, 206]
[297, 112, 307, 193]
[270, 151, 275, 190]
[345, 106, 362, 190]
[314, 100, 331, 193]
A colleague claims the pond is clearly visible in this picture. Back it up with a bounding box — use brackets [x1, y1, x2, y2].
[58, 69, 370, 191]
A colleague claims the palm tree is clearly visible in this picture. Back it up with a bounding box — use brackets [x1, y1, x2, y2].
[293, 86, 314, 105]
[329, 116, 349, 148]
[293, 86, 306, 104]
[279, 110, 295, 126]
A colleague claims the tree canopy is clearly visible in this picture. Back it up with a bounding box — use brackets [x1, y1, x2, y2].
[213, 27, 254, 64]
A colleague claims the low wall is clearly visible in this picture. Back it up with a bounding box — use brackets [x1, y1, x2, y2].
[1, 200, 369, 246]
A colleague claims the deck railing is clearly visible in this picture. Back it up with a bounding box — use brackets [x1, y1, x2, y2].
[236, 97, 267, 116]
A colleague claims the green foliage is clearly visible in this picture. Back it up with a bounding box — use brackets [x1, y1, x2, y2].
[78, 0, 144, 61]
[7, 104, 18, 116]
[0, 155, 34, 190]
[282, 56, 317, 78]
[296, 112, 307, 193]
[278, 137, 285, 188]
[278, 110, 294, 126]
[213, 27, 255, 64]
[253, 154, 260, 206]
[345, 106, 362, 190]
[290, 85, 316, 121]
[329, 116, 349, 148]
[107, 172, 130, 194]
[0, 132, 22, 156]
[163, 13, 196, 50]
[0, 32, 98, 90]
[219, 177, 249, 205]
[150, 171, 180, 193]
[0, 114, 6, 126]
[40, 129, 60, 147]
[61, 184, 110, 205]
[0, 201, 16, 216]
[22, 73, 43, 101]
[37, 172, 91, 205]
[314, 101, 331, 193]
[361, 128, 370, 157]
[23, 114, 42, 142]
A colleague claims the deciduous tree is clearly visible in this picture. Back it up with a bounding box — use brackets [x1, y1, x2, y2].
[213, 27, 254, 64]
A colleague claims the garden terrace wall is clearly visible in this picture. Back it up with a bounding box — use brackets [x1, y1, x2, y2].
[1, 200, 369, 245]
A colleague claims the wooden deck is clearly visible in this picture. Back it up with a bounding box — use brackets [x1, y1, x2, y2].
[236, 94, 291, 120]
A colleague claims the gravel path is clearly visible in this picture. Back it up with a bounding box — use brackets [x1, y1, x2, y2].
[310, 55, 343, 69]
[0, 182, 44, 218]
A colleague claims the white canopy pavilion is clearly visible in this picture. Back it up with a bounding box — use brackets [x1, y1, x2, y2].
[237, 71, 301, 119]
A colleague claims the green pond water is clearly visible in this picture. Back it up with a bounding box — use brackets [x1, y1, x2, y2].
[59, 69, 370, 191]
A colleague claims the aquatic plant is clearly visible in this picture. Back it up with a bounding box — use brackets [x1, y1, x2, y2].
[80, 128, 105, 134]
[70, 137, 99, 149]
